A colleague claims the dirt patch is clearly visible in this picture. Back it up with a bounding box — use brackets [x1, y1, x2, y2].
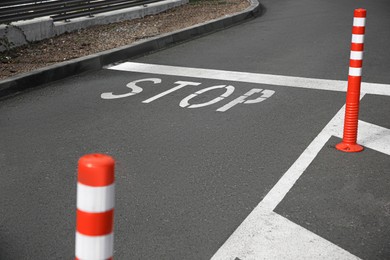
[0, 0, 250, 80]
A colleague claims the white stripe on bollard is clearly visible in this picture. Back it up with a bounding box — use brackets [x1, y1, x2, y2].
[351, 34, 364, 43]
[349, 67, 362, 76]
[77, 183, 115, 213]
[76, 232, 114, 259]
[353, 17, 366, 26]
[350, 51, 364, 60]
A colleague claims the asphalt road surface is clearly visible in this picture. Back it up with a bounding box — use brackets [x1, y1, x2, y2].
[1, 0, 389, 259]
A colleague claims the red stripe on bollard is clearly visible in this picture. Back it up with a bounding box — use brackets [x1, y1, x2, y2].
[349, 59, 363, 68]
[76, 209, 114, 236]
[352, 26, 365, 34]
[75, 154, 115, 259]
[350, 43, 364, 51]
[336, 8, 366, 153]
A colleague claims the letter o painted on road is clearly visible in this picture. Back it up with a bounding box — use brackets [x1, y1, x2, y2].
[180, 85, 235, 109]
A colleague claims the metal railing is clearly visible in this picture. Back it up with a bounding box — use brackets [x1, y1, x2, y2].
[0, 0, 164, 24]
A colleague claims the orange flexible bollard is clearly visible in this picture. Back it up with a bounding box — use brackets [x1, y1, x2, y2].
[75, 154, 115, 260]
[336, 8, 366, 153]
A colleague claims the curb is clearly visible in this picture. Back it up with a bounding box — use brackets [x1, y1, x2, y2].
[0, 0, 189, 52]
[0, 0, 261, 98]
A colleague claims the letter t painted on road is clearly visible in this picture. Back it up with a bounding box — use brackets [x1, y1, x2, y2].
[142, 81, 201, 103]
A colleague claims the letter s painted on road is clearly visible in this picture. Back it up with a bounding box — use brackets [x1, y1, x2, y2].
[101, 78, 161, 99]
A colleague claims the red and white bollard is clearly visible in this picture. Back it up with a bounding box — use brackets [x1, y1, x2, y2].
[336, 8, 366, 153]
[75, 154, 115, 260]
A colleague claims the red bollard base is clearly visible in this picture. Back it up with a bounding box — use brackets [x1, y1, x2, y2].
[335, 142, 364, 153]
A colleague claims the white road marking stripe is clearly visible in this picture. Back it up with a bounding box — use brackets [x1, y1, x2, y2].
[107, 62, 390, 96]
[350, 51, 363, 60]
[211, 210, 361, 260]
[75, 232, 113, 259]
[351, 34, 364, 44]
[353, 17, 366, 27]
[258, 103, 347, 211]
[77, 183, 115, 213]
[213, 93, 390, 259]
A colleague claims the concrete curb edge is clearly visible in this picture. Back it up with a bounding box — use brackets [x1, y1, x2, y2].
[0, 0, 261, 98]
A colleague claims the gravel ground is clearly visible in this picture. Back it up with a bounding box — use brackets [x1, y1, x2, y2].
[0, 0, 249, 80]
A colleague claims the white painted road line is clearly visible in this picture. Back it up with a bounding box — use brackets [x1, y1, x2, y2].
[212, 93, 390, 259]
[107, 62, 390, 96]
[258, 103, 347, 212]
[211, 209, 361, 260]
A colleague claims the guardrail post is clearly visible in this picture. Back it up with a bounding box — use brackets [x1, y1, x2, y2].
[336, 8, 366, 153]
[75, 154, 115, 260]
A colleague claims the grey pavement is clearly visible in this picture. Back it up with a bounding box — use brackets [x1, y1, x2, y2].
[1, 0, 389, 259]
